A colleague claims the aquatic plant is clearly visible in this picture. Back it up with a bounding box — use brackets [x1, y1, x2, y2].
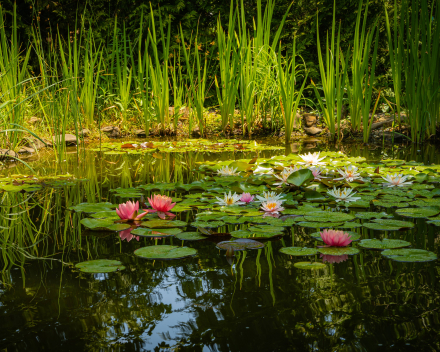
[326, 187, 360, 203]
[274, 166, 302, 186]
[309, 167, 325, 181]
[217, 165, 239, 176]
[240, 193, 255, 204]
[298, 152, 326, 166]
[335, 165, 362, 182]
[260, 200, 285, 214]
[320, 229, 353, 247]
[146, 195, 176, 219]
[215, 191, 243, 206]
[116, 201, 148, 221]
[256, 191, 285, 203]
[381, 174, 413, 187]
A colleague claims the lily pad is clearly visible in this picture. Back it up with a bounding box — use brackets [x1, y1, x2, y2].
[131, 227, 182, 237]
[247, 225, 285, 234]
[80, 218, 115, 230]
[134, 245, 197, 260]
[294, 262, 326, 270]
[141, 220, 187, 228]
[355, 212, 392, 220]
[75, 259, 125, 273]
[175, 232, 208, 241]
[279, 247, 318, 256]
[69, 202, 115, 213]
[287, 169, 314, 187]
[303, 211, 355, 222]
[336, 222, 363, 229]
[358, 238, 411, 250]
[317, 247, 360, 256]
[381, 248, 437, 262]
[217, 238, 265, 252]
[395, 207, 440, 218]
[297, 221, 344, 229]
[230, 229, 283, 239]
[106, 223, 132, 232]
[90, 211, 120, 219]
[190, 220, 225, 228]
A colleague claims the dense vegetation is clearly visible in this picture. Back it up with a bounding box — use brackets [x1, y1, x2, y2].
[0, 0, 439, 148]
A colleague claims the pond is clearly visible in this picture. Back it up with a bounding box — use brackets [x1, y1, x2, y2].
[1, 138, 440, 351]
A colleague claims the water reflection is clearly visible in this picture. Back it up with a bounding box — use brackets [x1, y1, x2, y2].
[1, 139, 440, 350]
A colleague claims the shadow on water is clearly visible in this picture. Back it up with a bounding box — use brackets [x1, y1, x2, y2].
[1, 138, 440, 351]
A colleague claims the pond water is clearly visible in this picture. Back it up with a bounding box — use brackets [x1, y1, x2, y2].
[1, 138, 440, 351]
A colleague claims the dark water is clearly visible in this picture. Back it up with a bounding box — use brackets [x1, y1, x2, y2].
[1, 139, 440, 351]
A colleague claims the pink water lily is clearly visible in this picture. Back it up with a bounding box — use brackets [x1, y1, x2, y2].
[320, 229, 352, 247]
[119, 228, 140, 242]
[240, 192, 255, 204]
[116, 201, 148, 221]
[146, 194, 176, 219]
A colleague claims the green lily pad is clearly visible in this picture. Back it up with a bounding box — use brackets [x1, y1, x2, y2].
[75, 259, 125, 273]
[279, 247, 318, 256]
[80, 218, 115, 230]
[190, 220, 225, 228]
[372, 219, 415, 228]
[141, 220, 187, 228]
[311, 231, 361, 242]
[230, 229, 283, 239]
[381, 248, 437, 262]
[318, 247, 360, 255]
[358, 238, 411, 250]
[106, 224, 131, 232]
[287, 169, 314, 187]
[336, 222, 363, 229]
[297, 221, 344, 229]
[90, 211, 120, 220]
[217, 238, 265, 251]
[395, 207, 440, 218]
[294, 262, 326, 270]
[303, 211, 355, 222]
[131, 227, 182, 237]
[134, 245, 197, 260]
[175, 232, 208, 241]
[355, 212, 392, 220]
[220, 216, 248, 224]
[247, 225, 285, 234]
[69, 202, 115, 213]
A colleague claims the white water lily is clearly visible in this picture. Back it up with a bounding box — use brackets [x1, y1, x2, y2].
[274, 166, 303, 186]
[298, 152, 326, 166]
[326, 187, 361, 203]
[256, 191, 286, 203]
[309, 166, 325, 181]
[215, 191, 243, 206]
[260, 200, 285, 213]
[382, 173, 413, 187]
[217, 165, 239, 176]
[335, 165, 362, 182]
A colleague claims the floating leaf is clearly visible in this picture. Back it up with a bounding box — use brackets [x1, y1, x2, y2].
[190, 220, 225, 228]
[304, 211, 355, 222]
[90, 211, 120, 220]
[279, 247, 318, 256]
[395, 207, 440, 218]
[141, 220, 187, 228]
[297, 221, 344, 229]
[69, 202, 115, 213]
[80, 218, 114, 230]
[75, 259, 125, 273]
[294, 262, 326, 270]
[134, 245, 197, 260]
[217, 239, 265, 253]
[318, 247, 360, 255]
[131, 228, 181, 237]
[355, 212, 392, 220]
[175, 232, 208, 241]
[358, 238, 411, 250]
[287, 169, 314, 187]
[247, 225, 285, 234]
[381, 248, 437, 262]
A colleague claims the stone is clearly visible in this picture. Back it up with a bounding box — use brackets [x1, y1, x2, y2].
[303, 113, 317, 127]
[135, 129, 147, 137]
[28, 116, 42, 124]
[52, 134, 78, 145]
[79, 128, 90, 137]
[0, 149, 19, 160]
[24, 137, 51, 150]
[303, 127, 323, 136]
[101, 126, 121, 138]
[18, 147, 35, 154]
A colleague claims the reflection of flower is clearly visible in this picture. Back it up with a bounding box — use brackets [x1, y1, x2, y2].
[240, 192, 254, 204]
[274, 166, 302, 186]
[382, 173, 413, 187]
[320, 229, 352, 247]
[309, 166, 325, 181]
[116, 201, 148, 220]
[260, 200, 285, 214]
[146, 194, 176, 219]
[326, 186, 361, 203]
[335, 165, 362, 182]
[256, 191, 285, 203]
[320, 254, 349, 263]
[217, 165, 239, 176]
[119, 228, 140, 242]
[298, 152, 326, 166]
[216, 191, 243, 206]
